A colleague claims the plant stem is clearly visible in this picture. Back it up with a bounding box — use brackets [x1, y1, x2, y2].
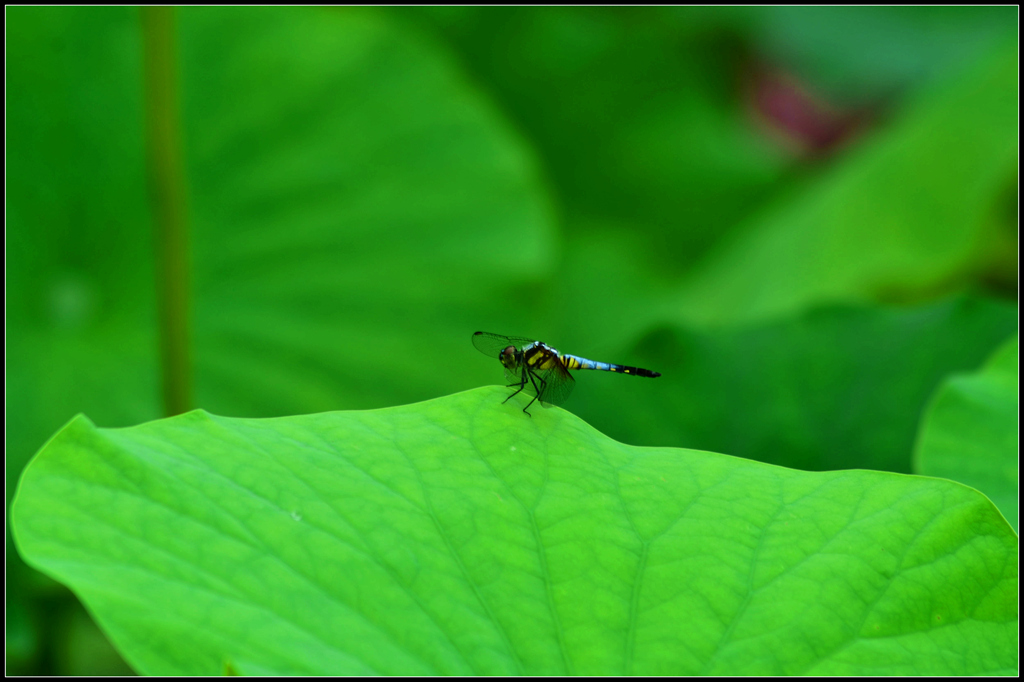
[141, 7, 192, 416]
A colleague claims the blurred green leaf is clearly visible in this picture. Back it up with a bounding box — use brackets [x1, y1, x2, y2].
[5, 596, 36, 673]
[572, 295, 1017, 473]
[182, 7, 556, 416]
[750, 6, 1018, 104]
[915, 334, 1019, 532]
[6, 6, 159, 496]
[542, 217, 679, 352]
[57, 603, 138, 676]
[13, 391, 1018, 675]
[673, 38, 1018, 326]
[398, 7, 789, 267]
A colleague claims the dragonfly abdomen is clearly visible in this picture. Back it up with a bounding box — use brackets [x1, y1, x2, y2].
[561, 354, 661, 377]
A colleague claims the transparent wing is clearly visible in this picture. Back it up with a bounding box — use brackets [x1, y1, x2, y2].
[473, 331, 530, 385]
[471, 331, 535, 359]
[503, 362, 523, 385]
[534, 360, 575, 407]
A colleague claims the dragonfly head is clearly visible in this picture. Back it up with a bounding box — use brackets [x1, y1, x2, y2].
[499, 345, 519, 369]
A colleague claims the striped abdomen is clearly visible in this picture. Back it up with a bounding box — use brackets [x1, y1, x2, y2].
[560, 354, 661, 378]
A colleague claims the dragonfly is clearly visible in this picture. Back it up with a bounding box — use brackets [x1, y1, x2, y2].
[472, 331, 661, 415]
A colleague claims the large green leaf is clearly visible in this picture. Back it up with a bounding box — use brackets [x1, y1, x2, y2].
[673, 37, 1018, 326]
[13, 390, 1018, 675]
[571, 295, 1017, 473]
[915, 334, 1019, 532]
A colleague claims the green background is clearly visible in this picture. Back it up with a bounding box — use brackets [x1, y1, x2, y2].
[7, 6, 1018, 674]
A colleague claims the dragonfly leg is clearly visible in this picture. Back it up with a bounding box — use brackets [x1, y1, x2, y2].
[521, 369, 547, 416]
[503, 372, 528, 405]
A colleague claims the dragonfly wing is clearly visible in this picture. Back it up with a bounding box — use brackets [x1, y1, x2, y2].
[503, 362, 523, 386]
[471, 331, 535, 359]
[535, 360, 575, 407]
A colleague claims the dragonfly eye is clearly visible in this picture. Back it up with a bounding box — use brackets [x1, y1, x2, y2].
[500, 346, 516, 364]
